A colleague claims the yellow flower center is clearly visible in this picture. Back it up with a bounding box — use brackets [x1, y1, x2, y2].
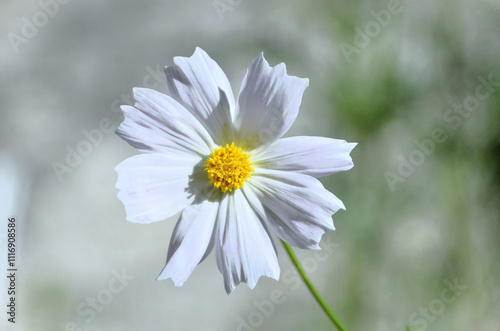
[204, 142, 254, 193]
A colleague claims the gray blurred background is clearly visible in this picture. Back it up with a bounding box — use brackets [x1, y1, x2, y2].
[1, 0, 500, 330]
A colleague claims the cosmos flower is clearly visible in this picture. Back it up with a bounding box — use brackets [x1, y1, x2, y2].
[115, 48, 356, 294]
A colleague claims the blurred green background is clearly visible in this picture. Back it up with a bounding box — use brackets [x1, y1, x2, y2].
[1, 0, 499, 330]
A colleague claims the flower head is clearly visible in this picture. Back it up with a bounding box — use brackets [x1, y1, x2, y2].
[115, 48, 356, 294]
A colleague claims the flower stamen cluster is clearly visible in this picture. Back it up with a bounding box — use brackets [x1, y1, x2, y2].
[204, 142, 254, 192]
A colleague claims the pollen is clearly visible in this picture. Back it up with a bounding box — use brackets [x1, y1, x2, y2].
[204, 142, 254, 193]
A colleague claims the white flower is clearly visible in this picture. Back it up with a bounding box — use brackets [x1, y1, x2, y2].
[115, 48, 356, 294]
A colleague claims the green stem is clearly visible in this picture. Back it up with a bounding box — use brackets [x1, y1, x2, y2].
[281, 240, 348, 331]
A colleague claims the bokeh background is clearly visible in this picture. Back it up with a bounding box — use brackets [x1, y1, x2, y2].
[1, 0, 499, 330]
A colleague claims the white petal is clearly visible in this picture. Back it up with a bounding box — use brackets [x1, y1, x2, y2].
[115, 153, 204, 224]
[245, 169, 344, 249]
[233, 53, 309, 150]
[117, 88, 215, 156]
[156, 199, 218, 286]
[166, 47, 235, 144]
[215, 190, 279, 294]
[253, 136, 357, 178]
